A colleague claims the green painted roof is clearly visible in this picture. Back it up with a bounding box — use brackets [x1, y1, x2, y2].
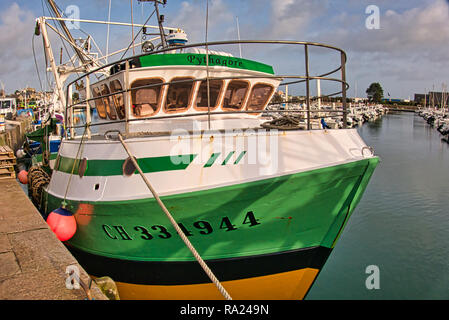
[139, 53, 274, 75]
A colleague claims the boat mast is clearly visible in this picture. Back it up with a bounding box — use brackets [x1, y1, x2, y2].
[37, 17, 66, 110]
[46, 0, 91, 66]
[37, 0, 97, 113]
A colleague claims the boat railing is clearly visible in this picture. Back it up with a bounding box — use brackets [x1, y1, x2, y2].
[65, 40, 349, 139]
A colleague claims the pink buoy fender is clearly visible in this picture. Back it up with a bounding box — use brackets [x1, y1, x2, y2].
[18, 170, 28, 184]
[46, 207, 77, 241]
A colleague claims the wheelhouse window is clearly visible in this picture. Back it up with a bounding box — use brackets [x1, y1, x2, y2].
[100, 84, 117, 120]
[247, 83, 274, 111]
[195, 79, 223, 110]
[222, 80, 249, 110]
[131, 78, 163, 117]
[92, 87, 107, 119]
[110, 80, 125, 119]
[165, 77, 194, 112]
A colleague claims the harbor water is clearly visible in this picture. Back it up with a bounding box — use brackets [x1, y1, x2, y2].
[307, 111, 449, 299]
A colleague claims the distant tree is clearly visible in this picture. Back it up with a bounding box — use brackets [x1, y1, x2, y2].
[72, 92, 80, 103]
[366, 83, 384, 103]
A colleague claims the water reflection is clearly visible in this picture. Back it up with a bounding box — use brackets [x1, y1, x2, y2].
[307, 112, 449, 300]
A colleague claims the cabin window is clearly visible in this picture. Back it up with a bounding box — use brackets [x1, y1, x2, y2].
[100, 84, 117, 120]
[247, 83, 274, 111]
[195, 80, 223, 110]
[223, 80, 249, 110]
[110, 80, 126, 119]
[92, 87, 107, 119]
[165, 77, 194, 112]
[131, 78, 163, 117]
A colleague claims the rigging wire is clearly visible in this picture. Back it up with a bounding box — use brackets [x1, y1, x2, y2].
[43, 0, 81, 76]
[42, 0, 105, 94]
[40, 0, 52, 93]
[32, 34, 45, 94]
[119, 8, 156, 60]
[131, 0, 135, 56]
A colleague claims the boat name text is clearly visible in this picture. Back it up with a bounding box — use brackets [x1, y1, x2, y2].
[186, 54, 244, 68]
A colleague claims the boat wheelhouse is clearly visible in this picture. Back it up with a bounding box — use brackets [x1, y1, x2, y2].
[88, 50, 280, 135]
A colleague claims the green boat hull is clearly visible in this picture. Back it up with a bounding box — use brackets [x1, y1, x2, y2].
[43, 157, 378, 299]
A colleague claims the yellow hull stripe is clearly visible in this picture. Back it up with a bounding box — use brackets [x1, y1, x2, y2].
[113, 267, 319, 300]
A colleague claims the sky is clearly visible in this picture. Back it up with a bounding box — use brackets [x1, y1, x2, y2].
[1, 0, 449, 100]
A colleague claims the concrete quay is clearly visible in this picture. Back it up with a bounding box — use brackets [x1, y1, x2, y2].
[0, 178, 107, 300]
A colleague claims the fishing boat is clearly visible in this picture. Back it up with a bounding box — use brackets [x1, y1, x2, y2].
[17, 98, 64, 168]
[30, 0, 379, 300]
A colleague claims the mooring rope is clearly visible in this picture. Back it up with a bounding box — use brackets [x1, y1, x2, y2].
[28, 165, 50, 206]
[116, 132, 232, 301]
[261, 114, 305, 130]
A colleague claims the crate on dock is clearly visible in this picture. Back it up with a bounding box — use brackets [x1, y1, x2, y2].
[0, 145, 16, 179]
[0, 167, 16, 179]
[0, 145, 14, 157]
[0, 154, 17, 167]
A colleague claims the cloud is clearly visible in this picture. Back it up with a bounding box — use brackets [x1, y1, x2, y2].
[0, 3, 37, 92]
[229, 0, 328, 40]
[166, 0, 234, 43]
[318, 0, 449, 54]
[302, 0, 449, 98]
[267, 0, 328, 39]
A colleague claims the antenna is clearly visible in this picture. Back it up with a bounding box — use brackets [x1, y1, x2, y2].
[138, 0, 168, 48]
[236, 16, 242, 58]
